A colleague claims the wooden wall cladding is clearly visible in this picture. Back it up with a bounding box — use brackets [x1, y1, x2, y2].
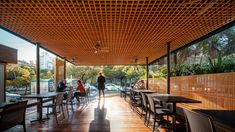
[148, 78, 167, 94]
[148, 72, 235, 110]
[0, 44, 17, 64]
[53, 58, 64, 90]
[171, 72, 235, 110]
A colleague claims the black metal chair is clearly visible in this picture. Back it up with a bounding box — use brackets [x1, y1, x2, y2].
[43, 92, 65, 124]
[63, 91, 74, 116]
[140, 92, 149, 123]
[146, 94, 174, 132]
[0, 100, 28, 132]
[129, 89, 141, 111]
[183, 108, 216, 132]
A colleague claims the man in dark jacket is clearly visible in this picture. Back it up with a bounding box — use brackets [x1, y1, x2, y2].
[57, 80, 67, 92]
[97, 73, 105, 99]
[57, 79, 68, 99]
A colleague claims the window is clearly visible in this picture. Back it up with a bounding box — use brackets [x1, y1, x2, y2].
[0, 29, 36, 102]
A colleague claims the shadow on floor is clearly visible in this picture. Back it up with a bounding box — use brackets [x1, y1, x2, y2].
[89, 98, 110, 132]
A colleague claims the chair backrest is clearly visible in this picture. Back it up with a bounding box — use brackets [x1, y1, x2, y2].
[183, 108, 216, 132]
[129, 89, 134, 100]
[140, 92, 147, 107]
[146, 94, 155, 113]
[56, 92, 65, 105]
[66, 91, 73, 103]
[86, 87, 90, 96]
[0, 100, 28, 131]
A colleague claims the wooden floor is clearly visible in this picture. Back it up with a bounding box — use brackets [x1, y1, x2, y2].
[7, 95, 157, 132]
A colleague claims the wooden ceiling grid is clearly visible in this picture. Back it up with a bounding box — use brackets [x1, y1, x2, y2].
[0, 0, 235, 65]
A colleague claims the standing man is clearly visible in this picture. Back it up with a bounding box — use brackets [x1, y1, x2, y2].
[97, 73, 105, 99]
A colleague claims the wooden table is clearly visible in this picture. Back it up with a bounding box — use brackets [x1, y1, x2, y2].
[132, 89, 156, 93]
[151, 94, 201, 131]
[21, 92, 60, 123]
[132, 89, 156, 97]
[0, 102, 15, 108]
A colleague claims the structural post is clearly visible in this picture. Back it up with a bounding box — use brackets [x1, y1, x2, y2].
[0, 63, 6, 102]
[167, 42, 171, 94]
[36, 43, 40, 94]
[64, 58, 66, 80]
[146, 57, 149, 90]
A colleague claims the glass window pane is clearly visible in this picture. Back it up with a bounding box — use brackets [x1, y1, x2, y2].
[0, 29, 37, 103]
[39, 48, 56, 94]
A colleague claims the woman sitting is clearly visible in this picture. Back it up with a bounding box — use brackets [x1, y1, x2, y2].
[74, 80, 86, 102]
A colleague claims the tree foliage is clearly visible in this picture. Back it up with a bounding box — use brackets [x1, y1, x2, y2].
[6, 65, 31, 89]
[66, 64, 146, 86]
[66, 64, 101, 84]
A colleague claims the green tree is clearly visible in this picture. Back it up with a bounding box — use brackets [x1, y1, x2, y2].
[22, 65, 36, 80]
[6, 65, 31, 93]
[66, 64, 101, 85]
[122, 65, 145, 84]
[40, 69, 53, 79]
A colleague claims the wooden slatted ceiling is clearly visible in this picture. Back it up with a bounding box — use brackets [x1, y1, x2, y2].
[0, 0, 234, 65]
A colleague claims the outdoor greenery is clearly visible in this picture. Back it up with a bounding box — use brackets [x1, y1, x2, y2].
[66, 64, 146, 86]
[150, 26, 235, 77]
[6, 64, 36, 94]
[40, 69, 53, 79]
[66, 65, 102, 84]
[171, 55, 235, 76]
[149, 65, 167, 78]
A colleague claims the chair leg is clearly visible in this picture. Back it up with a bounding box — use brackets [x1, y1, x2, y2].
[66, 104, 69, 117]
[153, 113, 156, 132]
[71, 101, 74, 111]
[172, 115, 175, 131]
[144, 108, 148, 124]
[147, 111, 151, 127]
[23, 122, 26, 132]
[61, 105, 65, 118]
[54, 106, 59, 125]
[55, 112, 58, 125]
[141, 107, 144, 118]
[47, 107, 49, 117]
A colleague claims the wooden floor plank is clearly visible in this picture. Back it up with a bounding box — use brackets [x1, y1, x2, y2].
[7, 95, 155, 132]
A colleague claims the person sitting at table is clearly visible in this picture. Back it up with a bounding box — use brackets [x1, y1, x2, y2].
[57, 79, 68, 99]
[139, 80, 145, 89]
[74, 80, 86, 102]
[57, 79, 67, 92]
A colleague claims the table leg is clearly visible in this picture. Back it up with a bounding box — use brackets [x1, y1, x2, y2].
[172, 103, 176, 132]
[52, 96, 56, 113]
[39, 98, 43, 121]
[31, 98, 45, 123]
